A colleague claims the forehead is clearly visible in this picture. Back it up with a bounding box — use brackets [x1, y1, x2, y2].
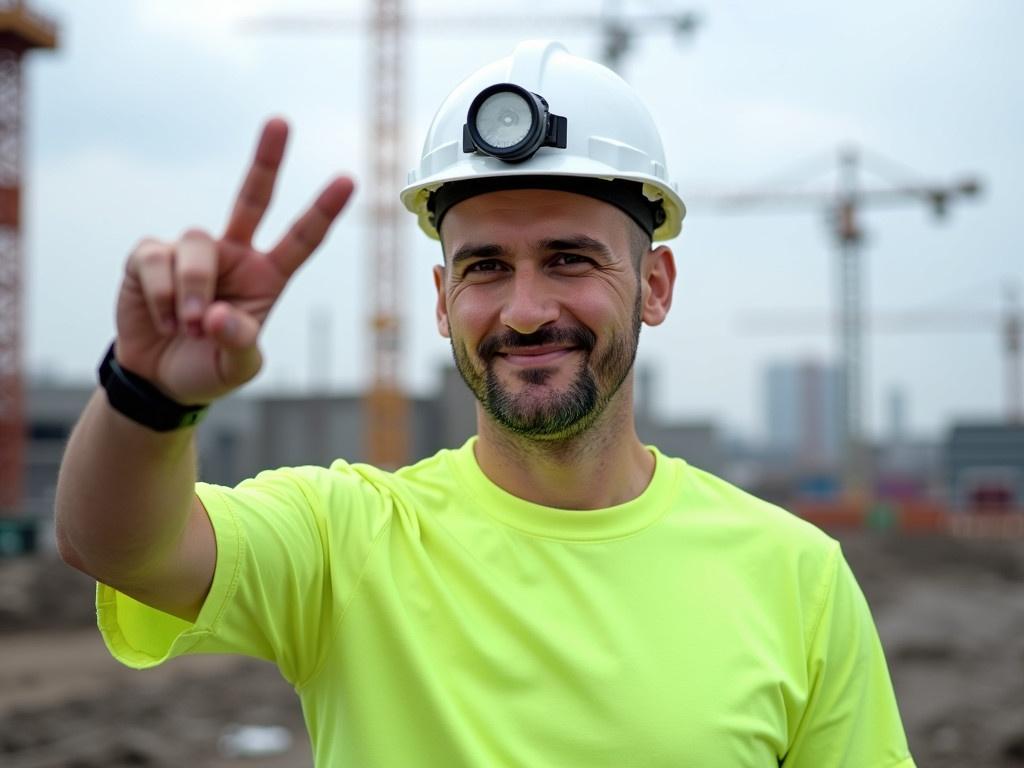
[439, 188, 632, 250]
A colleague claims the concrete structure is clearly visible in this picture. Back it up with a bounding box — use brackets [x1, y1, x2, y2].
[24, 365, 720, 528]
[944, 423, 1024, 512]
[634, 365, 723, 476]
[24, 379, 90, 522]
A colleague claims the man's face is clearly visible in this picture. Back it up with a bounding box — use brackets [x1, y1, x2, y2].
[433, 188, 661, 440]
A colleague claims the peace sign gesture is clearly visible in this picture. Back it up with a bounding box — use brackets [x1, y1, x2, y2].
[114, 118, 354, 405]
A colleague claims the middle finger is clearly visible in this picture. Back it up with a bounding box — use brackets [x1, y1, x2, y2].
[176, 229, 219, 336]
[223, 118, 289, 246]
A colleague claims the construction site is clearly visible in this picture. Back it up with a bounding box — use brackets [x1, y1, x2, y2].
[2, 0, 1023, 766]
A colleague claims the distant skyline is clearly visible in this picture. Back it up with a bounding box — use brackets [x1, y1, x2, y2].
[22, 0, 1022, 442]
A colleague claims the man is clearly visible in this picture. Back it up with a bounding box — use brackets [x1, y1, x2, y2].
[56, 41, 915, 767]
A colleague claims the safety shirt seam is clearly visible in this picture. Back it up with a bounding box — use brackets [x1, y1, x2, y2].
[294, 510, 395, 693]
[151, 484, 245, 656]
[285, 472, 333, 687]
[447, 445, 681, 544]
[110, 484, 246, 663]
[876, 755, 916, 768]
[203, 484, 247, 637]
[779, 541, 842, 760]
[803, 540, 840, 652]
[475, 506, 675, 544]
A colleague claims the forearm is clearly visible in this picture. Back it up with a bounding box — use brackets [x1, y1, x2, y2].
[55, 388, 199, 584]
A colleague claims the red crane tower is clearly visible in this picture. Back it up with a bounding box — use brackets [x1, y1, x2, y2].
[0, 1, 56, 516]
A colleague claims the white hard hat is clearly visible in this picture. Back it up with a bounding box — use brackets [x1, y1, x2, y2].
[400, 40, 686, 242]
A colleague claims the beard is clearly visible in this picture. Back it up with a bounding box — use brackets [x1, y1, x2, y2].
[450, 289, 642, 439]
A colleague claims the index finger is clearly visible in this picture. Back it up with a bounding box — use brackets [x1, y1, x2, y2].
[267, 176, 355, 278]
[223, 118, 289, 245]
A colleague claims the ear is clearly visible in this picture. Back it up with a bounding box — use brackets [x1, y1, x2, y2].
[640, 245, 676, 327]
[433, 264, 451, 338]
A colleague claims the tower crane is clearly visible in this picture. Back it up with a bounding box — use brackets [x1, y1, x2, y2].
[705, 145, 981, 497]
[242, 3, 700, 468]
[0, 0, 56, 517]
[740, 281, 1023, 426]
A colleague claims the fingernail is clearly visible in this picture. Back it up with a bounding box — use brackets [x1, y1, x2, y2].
[183, 296, 203, 318]
[223, 316, 238, 340]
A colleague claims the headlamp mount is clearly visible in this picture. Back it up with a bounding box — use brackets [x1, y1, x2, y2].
[462, 83, 567, 164]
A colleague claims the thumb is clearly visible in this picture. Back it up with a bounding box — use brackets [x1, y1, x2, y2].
[203, 302, 263, 387]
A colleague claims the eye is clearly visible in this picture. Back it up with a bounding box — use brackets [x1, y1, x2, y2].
[552, 252, 595, 268]
[458, 258, 511, 282]
[464, 259, 507, 274]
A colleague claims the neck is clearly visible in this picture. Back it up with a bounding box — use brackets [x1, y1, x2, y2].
[473, 381, 654, 510]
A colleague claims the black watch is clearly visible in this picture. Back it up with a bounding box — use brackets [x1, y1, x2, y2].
[97, 342, 209, 431]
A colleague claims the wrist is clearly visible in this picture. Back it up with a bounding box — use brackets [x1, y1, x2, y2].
[98, 342, 209, 432]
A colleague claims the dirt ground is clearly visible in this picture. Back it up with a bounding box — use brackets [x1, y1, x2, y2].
[2, 529, 1023, 767]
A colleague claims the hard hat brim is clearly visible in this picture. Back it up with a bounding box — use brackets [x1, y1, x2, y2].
[401, 153, 685, 243]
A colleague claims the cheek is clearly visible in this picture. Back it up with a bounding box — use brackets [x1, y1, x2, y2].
[572, 290, 628, 332]
[446, 290, 496, 340]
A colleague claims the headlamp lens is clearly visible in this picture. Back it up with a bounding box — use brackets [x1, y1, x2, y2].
[475, 91, 534, 149]
[462, 83, 567, 163]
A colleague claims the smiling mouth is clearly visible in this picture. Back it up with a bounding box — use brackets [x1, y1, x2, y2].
[498, 347, 578, 366]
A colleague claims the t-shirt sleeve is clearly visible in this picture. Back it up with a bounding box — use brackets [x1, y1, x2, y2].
[782, 544, 916, 768]
[96, 464, 391, 687]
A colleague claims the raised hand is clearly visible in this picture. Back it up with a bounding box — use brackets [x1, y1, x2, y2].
[114, 118, 354, 405]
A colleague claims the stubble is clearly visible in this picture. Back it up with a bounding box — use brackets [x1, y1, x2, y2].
[450, 287, 642, 440]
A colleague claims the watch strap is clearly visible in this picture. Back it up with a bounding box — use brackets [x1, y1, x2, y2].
[98, 342, 208, 431]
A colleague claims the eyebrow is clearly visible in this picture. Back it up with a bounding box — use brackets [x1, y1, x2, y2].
[450, 243, 507, 267]
[449, 235, 612, 267]
[540, 236, 612, 259]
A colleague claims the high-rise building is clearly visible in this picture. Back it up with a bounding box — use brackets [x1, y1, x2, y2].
[764, 360, 843, 470]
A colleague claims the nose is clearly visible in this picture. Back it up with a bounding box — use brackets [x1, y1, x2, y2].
[499, 266, 560, 335]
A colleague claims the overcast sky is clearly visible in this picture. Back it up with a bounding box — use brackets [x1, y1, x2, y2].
[21, 0, 1023, 443]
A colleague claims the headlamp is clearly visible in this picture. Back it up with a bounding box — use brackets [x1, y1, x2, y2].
[462, 83, 567, 164]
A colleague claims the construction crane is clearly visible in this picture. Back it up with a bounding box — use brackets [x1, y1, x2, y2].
[705, 145, 981, 498]
[365, 0, 407, 469]
[740, 281, 1023, 425]
[0, 0, 56, 517]
[243, 3, 700, 468]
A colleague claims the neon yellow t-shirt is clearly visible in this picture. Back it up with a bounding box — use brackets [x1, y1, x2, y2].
[98, 439, 914, 767]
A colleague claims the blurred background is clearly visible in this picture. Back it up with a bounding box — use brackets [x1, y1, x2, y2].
[1, 1, 1022, 766]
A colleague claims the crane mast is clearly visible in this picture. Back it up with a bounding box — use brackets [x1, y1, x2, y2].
[835, 150, 867, 494]
[1004, 284, 1022, 424]
[0, 0, 55, 516]
[708, 146, 981, 498]
[365, 0, 409, 468]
